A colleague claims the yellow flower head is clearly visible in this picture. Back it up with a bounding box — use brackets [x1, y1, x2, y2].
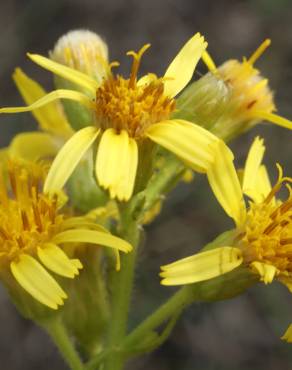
[202, 40, 292, 135]
[1, 32, 232, 201]
[0, 160, 131, 309]
[161, 137, 292, 290]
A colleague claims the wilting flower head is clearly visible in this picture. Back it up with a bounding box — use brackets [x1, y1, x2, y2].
[0, 160, 131, 309]
[0, 32, 233, 201]
[201, 40, 292, 139]
[51, 29, 108, 80]
[160, 137, 292, 290]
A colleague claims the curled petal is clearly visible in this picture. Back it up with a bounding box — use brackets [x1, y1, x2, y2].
[52, 229, 132, 253]
[0, 89, 96, 114]
[13, 68, 73, 137]
[27, 53, 99, 95]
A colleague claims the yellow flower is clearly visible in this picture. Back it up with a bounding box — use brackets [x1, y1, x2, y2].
[202, 40, 292, 135]
[160, 136, 292, 290]
[0, 33, 231, 201]
[0, 160, 131, 309]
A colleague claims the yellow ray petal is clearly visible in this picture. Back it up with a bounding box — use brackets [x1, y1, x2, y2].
[13, 68, 73, 137]
[38, 243, 83, 278]
[251, 261, 277, 284]
[111, 138, 138, 201]
[242, 136, 266, 197]
[160, 247, 243, 286]
[146, 119, 218, 173]
[0, 89, 95, 114]
[53, 229, 132, 253]
[163, 33, 207, 98]
[202, 50, 217, 73]
[61, 217, 109, 233]
[44, 126, 99, 194]
[207, 140, 246, 226]
[253, 111, 292, 130]
[96, 129, 138, 201]
[252, 165, 273, 203]
[9, 132, 59, 161]
[27, 53, 99, 95]
[10, 254, 67, 309]
[281, 324, 292, 343]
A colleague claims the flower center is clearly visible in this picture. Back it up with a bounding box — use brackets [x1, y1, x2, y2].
[0, 162, 64, 264]
[95, 44, 176, 139]
[236, 175, 292, 275]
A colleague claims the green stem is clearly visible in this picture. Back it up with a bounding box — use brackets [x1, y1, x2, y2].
[122, 285, 196, 351]
[103, 203, 141, 370]
[86, 286, 196, 369]
[44, 318, 84, 370]
[143, 156, 184, 213]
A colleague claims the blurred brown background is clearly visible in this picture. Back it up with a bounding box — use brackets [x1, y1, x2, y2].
[0, 0, 292, 369]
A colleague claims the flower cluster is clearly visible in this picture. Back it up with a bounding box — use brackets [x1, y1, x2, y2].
[0, 28, 291, 368]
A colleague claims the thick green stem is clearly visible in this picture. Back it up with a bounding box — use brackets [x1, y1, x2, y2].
[103, 204, 141, 370]
[44, 318, 84, 370]
[122, 285, 196, 351]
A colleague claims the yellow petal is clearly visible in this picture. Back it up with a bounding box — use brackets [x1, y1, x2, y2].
[160, 247, 243, 286]
[201, 50, 217, 73]
[13, 68, 73, 137]
[207, 140, 246, 226]
[253, 111, 292, 130]
[281, 324, 292, 343]
[10, 254, 67, 309]
[0, 89, 95, 114]
[251, 261, 277, 284]
[27, 53, 99, 95]
[241, 137, 273, 203]
[44, 126, 99, 194]
[163, 33, 207, 98]
[146, 119, 218, 173]
[61, 217, 109, 233]
[96, 129, 138, 201]
[9, 132, 59, 161]
[38, 243, 83, 278]
[242, 136, 266, 199]
[252, 165, 273, 203]
[52, 229, 132, 253]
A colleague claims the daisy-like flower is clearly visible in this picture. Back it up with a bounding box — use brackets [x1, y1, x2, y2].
[201, 40, 292, 138]
[160, 136, 292, 291]
[0, 33, 229, 201]
[0, 160, 131, 309]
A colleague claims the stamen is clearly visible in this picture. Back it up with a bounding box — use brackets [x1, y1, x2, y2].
[248, 39, 271, 65]
[21, 210, 30, 230]
[127, 44, 151, 88]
